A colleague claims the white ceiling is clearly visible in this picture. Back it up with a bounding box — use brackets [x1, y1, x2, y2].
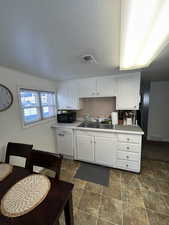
[0, 0, 169, 81]
[0, 0, 121, 80]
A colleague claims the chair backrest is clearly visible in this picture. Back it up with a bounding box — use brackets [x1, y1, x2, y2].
[30, 150, 63, 180]
[5, 142, 33, 169]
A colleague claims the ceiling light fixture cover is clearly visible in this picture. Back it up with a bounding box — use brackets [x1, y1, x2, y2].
[120, 0, 169, 70]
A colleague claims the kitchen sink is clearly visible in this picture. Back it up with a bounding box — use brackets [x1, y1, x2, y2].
[78, 121, 114, 129]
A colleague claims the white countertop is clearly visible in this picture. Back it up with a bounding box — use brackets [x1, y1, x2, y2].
[52, 121, 144, 135]
[75, 125, 144, 135]
[51, 121, 82, 129]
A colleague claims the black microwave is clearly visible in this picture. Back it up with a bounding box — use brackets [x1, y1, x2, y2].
[57, 111, 76, 123]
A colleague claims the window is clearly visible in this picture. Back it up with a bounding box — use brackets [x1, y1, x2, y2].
[19, 89, 56, 125]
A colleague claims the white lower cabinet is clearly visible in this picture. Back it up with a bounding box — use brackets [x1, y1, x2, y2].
[75, 130, 142, 173]
[118, 134, 141, 144]
[116, 133, 141, 172]
[76, 135, 94, 162]
[95, 137, 116, 167]
[56, 128, 74, 157]
[117, 151, 140, 161]
[75, 131, 117, 167]
[117, 143, 140, 153]
[116, 160, 140, 172]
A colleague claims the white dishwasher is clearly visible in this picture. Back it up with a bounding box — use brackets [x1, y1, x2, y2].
[56, 128, 74, 158]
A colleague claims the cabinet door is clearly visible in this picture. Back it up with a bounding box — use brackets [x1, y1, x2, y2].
[56, 130, 73, 156]
[76, 135, 94, 162]
[96, 77, 116, 97]
[116, 73, 140, 110]
[57, 81, 81, 109]
[79, 78, 97, 98]
[66, 81, 80, 109]
[95, 136, 116, 166]
[57, 83, 68, 109]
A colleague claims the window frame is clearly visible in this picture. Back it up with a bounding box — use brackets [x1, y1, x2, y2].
[18, 88, 57, 127]
[40, 91, 57, 120]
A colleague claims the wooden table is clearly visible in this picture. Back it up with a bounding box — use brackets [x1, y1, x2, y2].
[0, 166, 74, 225]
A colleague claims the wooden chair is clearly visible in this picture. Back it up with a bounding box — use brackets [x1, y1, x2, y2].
[5, 142, 33, 169]
[29, 150, 63, 181]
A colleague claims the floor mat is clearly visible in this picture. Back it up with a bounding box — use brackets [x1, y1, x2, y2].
[74, 162, 110, 186]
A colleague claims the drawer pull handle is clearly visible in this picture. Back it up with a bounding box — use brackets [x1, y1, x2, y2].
[127, 147, 130, 150]
[127, 138, 130, 141]
[126, 164, 129, 167]
[126, 156, 129, 159]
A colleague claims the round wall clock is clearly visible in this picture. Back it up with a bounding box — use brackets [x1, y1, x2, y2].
[0, 84, 13, 112]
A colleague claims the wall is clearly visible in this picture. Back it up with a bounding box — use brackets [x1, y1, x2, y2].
[77, 97, 116, 119]
[148, 81, 169, 142]
[0, 66, 57, 165]
[140, 78, 151, 139]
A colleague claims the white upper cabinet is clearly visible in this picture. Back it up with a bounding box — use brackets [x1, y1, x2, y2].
[57, 73, 141, 110]
[79, 76, 116, 98]
[116, 73, 141, 110]
[78, 78, 97, 98]
[96, 77, 116, 97]
[57, 80, 81, 110]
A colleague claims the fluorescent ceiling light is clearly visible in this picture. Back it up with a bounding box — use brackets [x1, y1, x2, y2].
[120, 0, 169, 70]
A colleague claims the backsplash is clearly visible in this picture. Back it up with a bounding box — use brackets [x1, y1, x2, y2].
[77, 97, 116, 119]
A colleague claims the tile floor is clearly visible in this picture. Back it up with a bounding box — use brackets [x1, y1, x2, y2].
[44, 159, 169, 225]
[142, 140, 169, 163]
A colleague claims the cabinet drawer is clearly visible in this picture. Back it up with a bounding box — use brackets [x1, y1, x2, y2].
[117, 151, 139, 161]
[75, 130, 117, 139]
[118, 143, 141, 153]
[56, 128, 73, 135]
[116, 160, 140, 172]
[118, 134, 141, 144]
[75, 130, 93, 137]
